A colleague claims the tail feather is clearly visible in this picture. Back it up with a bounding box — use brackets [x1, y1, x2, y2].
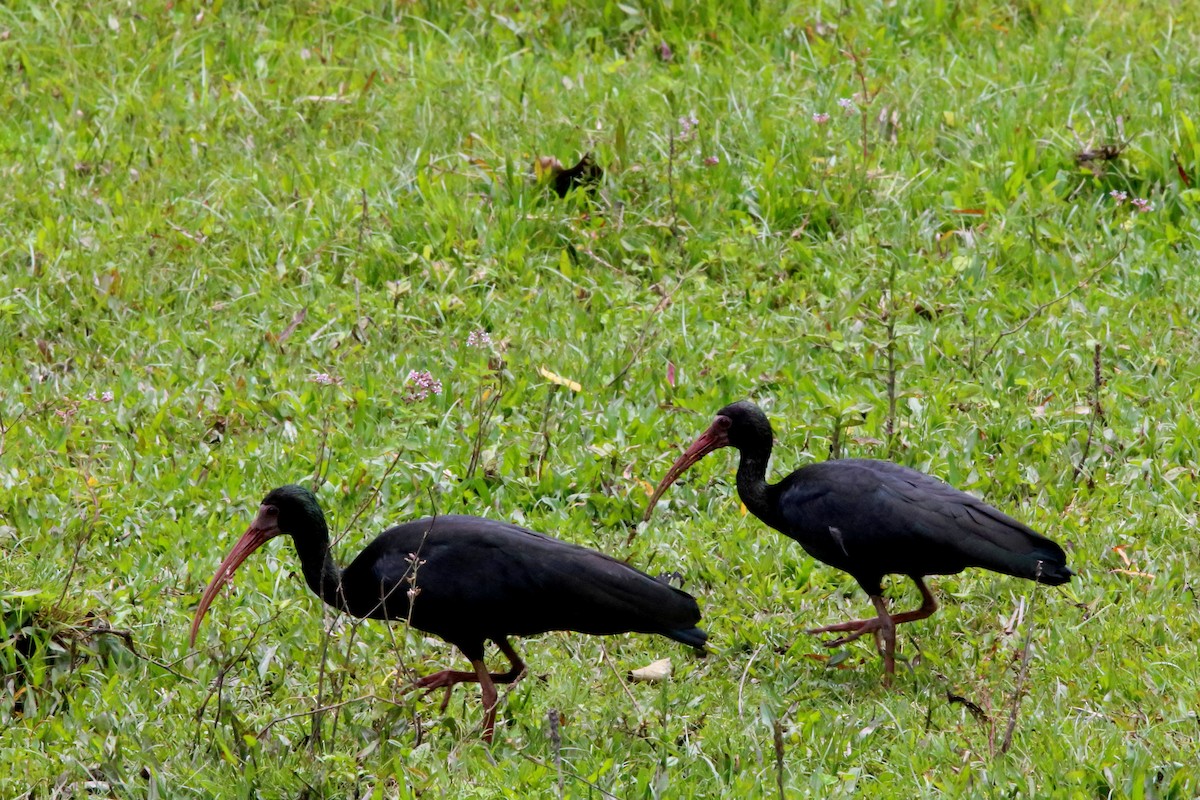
[1030, 550, 1073, 586]
[665, 625, 708, 650]
[655, 571, 686, 589]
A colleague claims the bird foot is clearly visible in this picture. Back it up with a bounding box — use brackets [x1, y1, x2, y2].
[404, 669, 476, 711]
[410, 670, 468, 692]
[406, 666, 526, 712]
[806, 617, 885, 647]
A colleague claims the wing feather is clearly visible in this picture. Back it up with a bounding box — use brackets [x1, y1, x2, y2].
[775, 460, 1070, 585]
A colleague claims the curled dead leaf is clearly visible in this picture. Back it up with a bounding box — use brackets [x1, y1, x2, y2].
[629, 658, 672, 683]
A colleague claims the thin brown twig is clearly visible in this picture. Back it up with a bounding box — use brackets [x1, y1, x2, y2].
[192, 611, 286, 752]
[310, 449, 405, 747]
[316, 470, 425, 745]
[1090, 341, 1106, 423]
[843, 48, 879, 163]
[0, 404, 29, 458]
[403, 526, 435, 646]
[972, 240, 1126, 370]
[1071, 343, 1103, 484]
[517, 753, 625, 800]
[317, 615, 367, 749]
[467, 379, 503, 479]
[311, 412, 331, 491]
[259, 692, 408, 739]
[773, 717, 786, 800]
[165, 219, 207, 244]
[358, 188, 370, 246]
[330, 449, 405, 549]
[883, 260, 899, 456]
[547, 709, 565, 799]
[578, 245, 630, 278]
[609, 273, 696, 388]
[829, 415, 842, 460]
[86, 622, 195, 682]
[667, 129, 679, 240]
[55, 462, 102, 614]
[599, 643, 644, 718]
[999, 562, 1043, 754]
[382, 492, 441, 709]
[534, 386, 558, 481]
[371, 492, 441, 717]
[310, 613, 337, 750]
[274, 308, 307, 347]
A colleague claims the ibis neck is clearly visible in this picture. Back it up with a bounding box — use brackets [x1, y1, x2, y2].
[291, 526, 348, 613]
[735, 442, 778, 526]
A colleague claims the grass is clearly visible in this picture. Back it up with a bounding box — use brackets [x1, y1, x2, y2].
[2, 0, 1199, 796]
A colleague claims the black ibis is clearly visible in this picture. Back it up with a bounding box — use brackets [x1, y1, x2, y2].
[190, 485, 706, 742]
[534, 152, 603, 198]
[643, 401, 1072, 680]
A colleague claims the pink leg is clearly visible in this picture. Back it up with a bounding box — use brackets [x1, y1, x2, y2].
[807, 578, 938, 682]
[476, 660, 500, 744]
[806, 577, 938, 637]
[404, 638, 528, 740]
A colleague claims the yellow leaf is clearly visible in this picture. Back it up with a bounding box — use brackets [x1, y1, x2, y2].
[533, 156, 561, 181]
[538, 367, 581, 392]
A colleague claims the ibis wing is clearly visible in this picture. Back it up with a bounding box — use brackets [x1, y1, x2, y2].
[352, 516, 705, 646]
[776, 460, 1070, 585]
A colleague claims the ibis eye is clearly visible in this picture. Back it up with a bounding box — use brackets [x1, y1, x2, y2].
[714, 416, 732, 431]
[264, 505, 279, 517]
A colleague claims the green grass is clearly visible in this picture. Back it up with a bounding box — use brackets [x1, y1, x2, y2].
[2, 0, 1199, 796]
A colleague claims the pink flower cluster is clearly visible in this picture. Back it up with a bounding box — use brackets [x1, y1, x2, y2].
[466, 330, 493, 348]
[56, 390, 113, 420]
[1111, 190, 1153, 212]
[405, 370, 443, 402]
[678, 114, 699, 141]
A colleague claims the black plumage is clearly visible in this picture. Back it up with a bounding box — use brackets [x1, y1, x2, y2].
[644, 400, 1072, 679]
[535, 152, 603, 198]
[190, 485, 705, 742]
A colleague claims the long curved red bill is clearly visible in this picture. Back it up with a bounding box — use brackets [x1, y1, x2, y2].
[642, 417, 732, 522]
[188, 508, 281, 647]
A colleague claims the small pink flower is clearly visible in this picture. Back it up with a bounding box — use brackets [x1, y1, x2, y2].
[812, 112, 830, 125]
[703, 155, 720, 166]
[308, 373, 342, 386]
[666, 361, 676, 387]
[1132, 197, 1153, 213]
[1110, 190, 1127, 204]
[466, 330, 493, 348]
[100, 390, 114, 403]
[405, 370, 443, 402]
[838, 97, 855, 111]
[678, 114, 699, 140]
